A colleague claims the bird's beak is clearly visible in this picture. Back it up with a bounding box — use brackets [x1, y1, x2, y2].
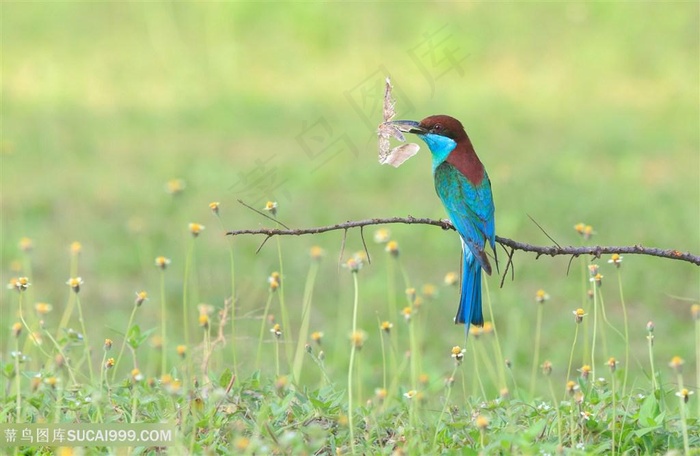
[386, 120, 427, 135]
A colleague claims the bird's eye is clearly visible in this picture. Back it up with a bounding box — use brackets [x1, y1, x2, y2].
[433, 124, 442, 132]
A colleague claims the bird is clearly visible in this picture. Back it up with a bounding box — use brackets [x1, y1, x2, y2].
[388, 115, 496, 328]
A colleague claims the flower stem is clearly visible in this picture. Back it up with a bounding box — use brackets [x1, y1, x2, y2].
[275, 231, 292, 371]
[530, 303, 544, 397]
[256, 292, 275, 371]
[160, 269, 167, 376]
[112, 303, 138, 382]
[75, 294, 95, 385]
[546, 376, 562, 447]
[433, 365, 458, 447]
[292, 261, 319, 383]
[616, 269, 630, 398]
[677, 372, 690, 454]
[183, 239, 195, 380]
[347, 271, 360, 454]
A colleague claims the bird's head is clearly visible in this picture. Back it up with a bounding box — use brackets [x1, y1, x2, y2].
[388, 115, 467, 159]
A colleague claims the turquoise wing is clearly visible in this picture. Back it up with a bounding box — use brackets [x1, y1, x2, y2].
[434, 162, 496, 272]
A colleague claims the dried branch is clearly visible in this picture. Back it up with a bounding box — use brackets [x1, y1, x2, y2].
[227, 216, 700, 266]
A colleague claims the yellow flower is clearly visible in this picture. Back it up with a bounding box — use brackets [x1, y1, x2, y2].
[70, 241, 82, 255]
[573, 308, 586, 324]
[166, 178, 186, 195]
[263, 201, 278, 216]
[105, 358, 115, 369]
[104, 339, 113, 351]
[344, 256, 363, 273]
[590, 273, 604, 286]
[401, 306, 412, 322]
[15, 276, 30, 291]
[311, 331, 324, 345]
[469, 325, 483, 339]
[499, 387, 510, 399]
[268, 273, 280, 291]
[607, 253, 623, 267]
[199, 314, 209, 329]
[155, 256, 171, 270]
[385, 240, 399, 257]
[234, 437, 250, 451]
[691, 304, 700, 321]
[350, 330, 367, 349]
[188, 222, 205, 237]
[422, 283, 437, 299]
[444, 272, 458, 286]
[574, 223, 595, 240]
[44, 377, 58, 388]
[607, 357, 618, 373]
[566, 380, 579, 396]
[675, 388, 694, 404]
[150, 335, 163, 349]
[475, 415, 489, 430]
[270, 323, 282, 338]
[135, 291, 148, 306]
[177, 345, 187, 358]
[275, 375, 288, 390]
[66, 277, 83, 293]
[418, 373, 429, 385]
[451, 345, 466, 364]
[482, 321, 494, 335]
[403, 390, 417, 400]
[35, 302, 53, 315]
[535, 289, 549, 303]
[19, 237, 33, 252]
[310, 246, 324, 261]
[380, 321, 393, 333]
[209, 201, 220, 215]
[669, 356, 684, 374]
[131, 368, 144, 382]
[375, 388, 388, 401]
[11, 322, 22, 338]
[373, 229, 390, 244]
[578, 364, 591, 380]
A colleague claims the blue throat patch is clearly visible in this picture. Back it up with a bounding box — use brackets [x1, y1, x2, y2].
[419, 133, 457, 172]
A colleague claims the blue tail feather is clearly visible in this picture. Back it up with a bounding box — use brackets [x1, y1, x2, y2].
[455, 250, 483, 327]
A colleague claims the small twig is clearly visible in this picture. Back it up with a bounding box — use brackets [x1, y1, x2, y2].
[499, 247, 516, 288]
[527, 214, 562, 248]
[237, 199, 290, 230]
[227, 216, 700, 266]
[360, 225, 371, 264]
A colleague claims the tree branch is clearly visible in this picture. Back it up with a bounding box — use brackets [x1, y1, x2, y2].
[227, 216, 700, 266]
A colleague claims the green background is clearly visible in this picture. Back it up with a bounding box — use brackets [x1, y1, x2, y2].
[2, 3, 698, 386]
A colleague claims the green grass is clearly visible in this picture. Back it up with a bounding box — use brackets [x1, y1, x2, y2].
[2, 2, 699, 454]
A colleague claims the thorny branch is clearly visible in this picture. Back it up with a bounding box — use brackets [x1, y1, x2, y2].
[226, 216, 700, 270]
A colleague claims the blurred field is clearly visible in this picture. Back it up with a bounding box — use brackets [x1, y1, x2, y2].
[2, 2, 699, 395]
